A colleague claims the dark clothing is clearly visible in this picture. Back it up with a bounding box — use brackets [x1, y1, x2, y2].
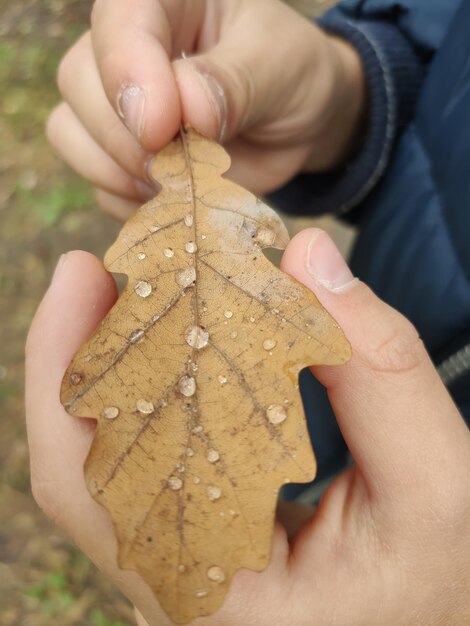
[273, 0, 470, 493]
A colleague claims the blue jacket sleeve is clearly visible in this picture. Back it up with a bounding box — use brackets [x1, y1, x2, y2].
[269, 0, 462, 218]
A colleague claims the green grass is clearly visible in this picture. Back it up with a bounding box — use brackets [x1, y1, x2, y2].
[17, 178, 93, 226]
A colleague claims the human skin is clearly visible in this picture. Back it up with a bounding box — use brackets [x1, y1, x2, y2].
[26, 229, 470, 625]
[47, 0, 366, 220]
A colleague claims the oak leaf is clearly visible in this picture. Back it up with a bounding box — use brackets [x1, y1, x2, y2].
[61, 128, 351, 624]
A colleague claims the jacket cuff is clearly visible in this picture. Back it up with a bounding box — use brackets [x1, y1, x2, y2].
[269, 11, 424, 218]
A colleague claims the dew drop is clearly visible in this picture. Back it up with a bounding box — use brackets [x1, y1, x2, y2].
[218, 375, 227, 385]
[150, 225, 160, 233]
[168, 476, 183, 491]
[263, 338, 277, 351]
[207, 486, 221, 501]
[70, 372, 83, 385]
[163, 247, 174, 258]
[249, 316, 256, 323]
[134, 280, 152, 298]
[176, 463, 185, 473]
[229, 509, 236, 516]
[186, 447, 195, 457]
[224, 310, 233, 319]
[192, 425, 203, 434]
[207, 449, 220, 463]
[195, 589, 208, 598]
[201, 234, 207, 240]
[207, 566, 225, 583]
[266, 404, 287, 425]
[129, 329, 144, 344]
[102, 406, 119, 419]
[185, 326, 209, 349]
[176, 267, 196, 288]
[230, 331, 238, 339]
[185, 241, 197, 254]
[255, 227, 276, 247]
[272, 308, 280, 315]
[193, 476, 201, 484]
[137, 252, 146, 260]
[178, 375, 196, 397]
[136, 399, 154, 414]
[184, 214, 193, 227]
[178, 564, 186, 573]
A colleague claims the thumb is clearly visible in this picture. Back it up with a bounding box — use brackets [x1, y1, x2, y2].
[281, 229, 470, 500]
[173, 2, 325, 143]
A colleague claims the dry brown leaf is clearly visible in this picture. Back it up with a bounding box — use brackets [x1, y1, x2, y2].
[61, 128, 351, 624]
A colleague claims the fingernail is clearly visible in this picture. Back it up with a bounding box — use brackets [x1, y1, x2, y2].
[306, 230, 356, 293]
[191, 62, 228, 142]
[136, 180, 157, 200]
[117, 85, 146, 141]
[51, 253, 67, 285]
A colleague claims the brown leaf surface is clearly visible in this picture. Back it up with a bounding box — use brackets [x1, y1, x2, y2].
[60, 128, 351, 624]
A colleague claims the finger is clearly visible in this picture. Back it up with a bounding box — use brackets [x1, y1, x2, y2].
[281, 229, 470, 499]
[91, 0, 184, 150]
[25, 251, 171, 625]
[58, 31, 149, 182]
[173, 0, 326, 143]
[95, 188, 141, 222]
[47, 103, 155, 202]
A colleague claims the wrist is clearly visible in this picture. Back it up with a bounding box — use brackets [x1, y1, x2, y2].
[303, 34, 367, 172]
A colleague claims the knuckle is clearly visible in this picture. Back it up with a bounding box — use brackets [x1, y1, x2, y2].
[359, 311, 426, 375]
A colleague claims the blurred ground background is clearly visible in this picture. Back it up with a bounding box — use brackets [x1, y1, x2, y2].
[0, 0, 350, 624]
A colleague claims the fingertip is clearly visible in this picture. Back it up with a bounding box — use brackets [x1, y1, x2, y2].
[173, 59, 225, 141]
[280, 227, 320, 276]
[27, 251, 118, 370]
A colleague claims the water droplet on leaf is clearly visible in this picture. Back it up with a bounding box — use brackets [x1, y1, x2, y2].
[218, 375, 227, 385]
[176, 267, 196, 288]
[135, 280, 152, 298]
[224, 310, 233, 319]
[137, 252, 146, 260]
[255, 227, 276, 247]
[163, 248, 174, 258]
[185, 241, 197, 254]
[102, 406, 119, 419]
[207, 566, 225, 583]
[263, 338, 277, 351]
[179, 375, 196, 397]
[207, 486, 221, 501]
[136, 399, 154, 414]
[184, 214, 193, 227]
[129, 329, 145, 344]
[185, 326, 209, 349]
[266, 404, 287, 424]
[168, 476, 183, 491]
[207, 449, 220, 463]
[70, 372, 83, 385]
